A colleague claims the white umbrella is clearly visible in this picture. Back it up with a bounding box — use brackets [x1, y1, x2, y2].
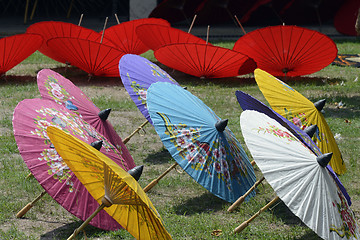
[237, 110, 359, 240]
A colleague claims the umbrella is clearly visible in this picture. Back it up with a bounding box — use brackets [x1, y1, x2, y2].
[154, 43, 256, 78]
[232, 25, 337, 77]
[26, 21, 115, 64]
[334, 0, 360, 36]
[46, 37, 126, 77]
[254, 68, 346, 175]
[37, 68, 136, 169]
[146, 82, 256, 203]
[100, 18, 170, 55]
[135, 24, 207, 51]
[234, 90, 351, 206]
[47, 126, 172, 240]
[13, 98, 130, 230]
[119, 54, 180, 125]
[235, 110, 359, 240]
[0, 33, 43, 77]
[332, 54, 360, 68]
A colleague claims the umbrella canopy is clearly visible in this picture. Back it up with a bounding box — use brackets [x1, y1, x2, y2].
[235, 90, 351, 206]
[26, 21, 115, 64]
[254, 68, 346, 175]
[47, 126, 172, 240]
[147, 82, 256, 203]
[46, 37, 126, 77]
[334, 0, 360, 36]
[101, 18, 170, 55]
[37, 69, 135, 169]
[154, 43, 256, 78]
[119, 54, 180, 124]
[13, 98, 129, 230]
[135, 24, 207, 51]
[0, 33, 43, 76]
[233, 25, 337, 77]
[332, 54, 360, 68]
[240, 110, 359, 240]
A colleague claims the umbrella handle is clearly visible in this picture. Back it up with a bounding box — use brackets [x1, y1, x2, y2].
[67, 203, 107, 240]
[123, 120, 149, 144]
[16, 190, 47, 218]
[233, 196, 280, 234]
[143, 162, 178, 192]
[227, 176, 265, 212]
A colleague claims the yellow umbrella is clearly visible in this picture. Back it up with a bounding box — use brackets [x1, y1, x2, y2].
[254, 68, 346, 175]
[47, 126, 172, 240]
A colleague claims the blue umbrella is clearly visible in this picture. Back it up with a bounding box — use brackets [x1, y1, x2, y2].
[235, 90, 351, 206]
[146, 82, 256, 203]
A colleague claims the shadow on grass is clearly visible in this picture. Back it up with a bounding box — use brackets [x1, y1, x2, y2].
[268, 200, 321, 239]
[40, 220, 106, 240]
[172, 192, 226, 216]
[143, 148, 173, 165]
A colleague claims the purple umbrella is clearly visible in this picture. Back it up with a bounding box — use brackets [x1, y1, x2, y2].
[235, 90, 351, 206]
[119, 54, 180, 125]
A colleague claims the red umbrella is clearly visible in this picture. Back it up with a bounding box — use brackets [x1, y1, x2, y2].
[136, 24, 207, 51]
[100, 18, 170, 55]
[26, 21, 115, 64]
[334, 0, 360, 36]
[233, 25, 337, 77]
[46, 37, 126, 77]
[0, 33, 43, 76]
[13, 98, 128, 230]
[37, 68, 136, 169]
[154, 43, 256, 78]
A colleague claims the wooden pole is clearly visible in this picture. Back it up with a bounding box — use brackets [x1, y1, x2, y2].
[227, 176, 265, 212]
[233, 196, 280, 234]
[234, 15, 246, 35]
[188, 15, 197, 33]
[16, 190, 47, 218]
[206, 25, 210, 44]
[67, 203, 107, 240]
[143, 162, 178, 192]
[78, 14, 84, 26]
[123, 120, 149, 144]
[115, 13, 120, 24]
[100, 17, 108, 44]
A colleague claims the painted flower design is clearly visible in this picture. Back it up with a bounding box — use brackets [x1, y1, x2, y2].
[257, 122, 298, 142]
[330, 191, 358, 238]
[44, 75, 72, 105]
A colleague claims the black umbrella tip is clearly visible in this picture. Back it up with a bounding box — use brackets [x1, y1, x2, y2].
[128, 165, 144, 181]
[98, 108, 111, 121]
[304, 125, 318, 138]
[90, 140, 103, 151]
[215, 119, 228, 132]
[314, 99, 326, 112]
[317, 152, 333, 168]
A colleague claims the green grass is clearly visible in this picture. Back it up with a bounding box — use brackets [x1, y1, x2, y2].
[0, 39, 359, 239]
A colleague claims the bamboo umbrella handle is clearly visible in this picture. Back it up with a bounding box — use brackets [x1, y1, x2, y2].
[143, 162, 178, 192]
[16, 190, 47, 218]
[67, 203, 106, 240]
[123, 120, 149, 144]
[233, 196, 280, 234]
[227, 176, 265, 212]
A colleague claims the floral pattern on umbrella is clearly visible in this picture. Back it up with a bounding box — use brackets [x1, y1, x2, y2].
[13, 99, 128, 230]
[147, 82, 256, 203]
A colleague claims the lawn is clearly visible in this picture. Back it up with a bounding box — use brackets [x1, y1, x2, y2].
[0, 38, 359, 240]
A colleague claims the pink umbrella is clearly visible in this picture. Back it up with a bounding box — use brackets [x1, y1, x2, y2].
[13, 98, 129, 230]
[37, 69, 136, 170]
